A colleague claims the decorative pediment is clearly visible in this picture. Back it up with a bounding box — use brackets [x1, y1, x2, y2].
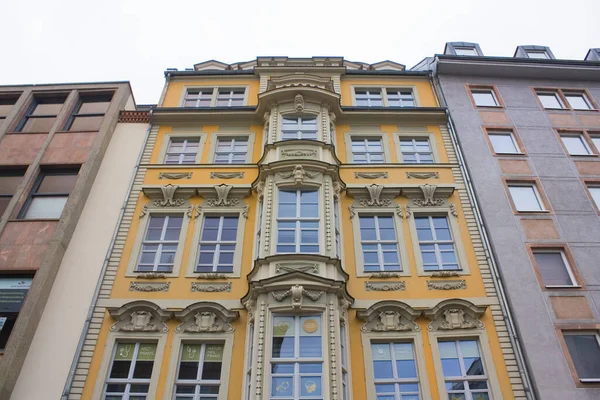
[140, 184, 197, 218]
[357, 301, 421, 333]
[174, 302, 239, 333]
[266, 74, 336, 92]
[108, 301, 172, 333]
[423, 299, 486, 331]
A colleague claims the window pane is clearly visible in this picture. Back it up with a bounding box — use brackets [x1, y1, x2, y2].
[489, 133, 519, 154]
[455, 47, 477, 55]
[69, 116, 103, 131]
[24, 196, 67, 219]
[538, 93, 563, 109]
[508, 186, 543, 211]
[471, 91, 497, 107]
[561, 136, 590, 155]
[22, 117, 56, 132]
[564, 334, 600, 379]
[37, 173, 78, 194]
[31, 99, 65, 115]
[565, 94, 592, 110]
[78, 96, 112, 114]
[533, 252, 574, 286]
[588, 187, 600, 208]
[0, 174, 24, 195]
[527, 51, 549, 59]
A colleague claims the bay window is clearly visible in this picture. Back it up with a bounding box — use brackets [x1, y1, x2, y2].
[277, 190, 319, 253]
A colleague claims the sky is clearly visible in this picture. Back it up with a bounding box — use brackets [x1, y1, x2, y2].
[1, 0, 599, 104]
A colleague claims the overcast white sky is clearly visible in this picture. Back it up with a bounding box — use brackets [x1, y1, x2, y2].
[1, 0, 599, 104]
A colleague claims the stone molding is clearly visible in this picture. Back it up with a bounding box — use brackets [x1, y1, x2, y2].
[129, 282, 170, 292]
[406, 171, 439, 179]
[427, 280, 466, 290]
[365, 281, 406, 291]
[158, 172, 192, 180]
[368, 272, 400, 279]
[271, 284, 325, 309]
[423, 299, 486, 331]
[108, 301, 172, 333]
[210, 172, 245, 179]
[357, 300, 420, 333]
[195, 273, 229, 280]
[281, 149, 318, 158]
[174, 302, 239, 333]
[191, 282, 232, 292]
[275, 263, 319, 275]
[354, 172, 389, 179]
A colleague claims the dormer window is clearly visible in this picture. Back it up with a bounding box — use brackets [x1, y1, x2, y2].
[281, 116, 318, 140]
[526, 50, 550, 59]
[454, 47, 478, 56]
[183, 87, 247, 107]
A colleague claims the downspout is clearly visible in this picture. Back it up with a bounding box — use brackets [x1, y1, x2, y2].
[428, 66, 538, 400]
[61, 111, 154, 400]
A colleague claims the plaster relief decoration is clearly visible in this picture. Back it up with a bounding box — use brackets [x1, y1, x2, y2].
[206, 184, 239, 207]
[140, 184, 195, 218]
[271, 284, 325, 309]
[359, 184, 391, 207]
[406, 172, 439, 180]
[424, 299, 486, 331]
[430, 271, 460, 278]
[368, 272, 400, 279]
[158, 172, 192, 180]
[243, 299, 256, 324]
[174, 302, 239, 333]
[196, 273, 229, 280]
[210, 172, 244, 179]
[279, 165, 319, 185]
[427, 280, 466, 290]
[357, 301, 420, 332]
[365, 281, 406, 291]
[354, 172, 389, 179]
[339, 297, 352, 324]
[136, 272, 168, 280]
[294, 93, 305, 112]
[281, 149, 318, 158]
[275, 263, 319, 275]
[191, 282, 232, 292]
[129, 282, 170, 292]
[108, 301, 171, 333]
[413, 184, 444, 207]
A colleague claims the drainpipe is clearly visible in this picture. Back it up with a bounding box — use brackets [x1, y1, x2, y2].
[428, 67, 538, 400]
[61, 112, 154, 400]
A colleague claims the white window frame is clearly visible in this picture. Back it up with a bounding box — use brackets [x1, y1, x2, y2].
[180, 86, 249, 108]
[394, 132, 439, 164]
[194, 214, 239, 274]
[127, 209, 190, 278]
[350, 137, 385, 163]
[487, 131, 521, 154]
[135, 214, 184, 273]
[563, 331, 600, 383]
[187, 210, 246, 278]
[590, 135, 600, 153]
[414, 215, 460, 272]
[165, 137, 201, 165]
[398, 138, 434, 164]
[351, 86, 419, 107]
[429, 331, 503, 400]
[163, 333, 234, 400]
[564, 92, 595, 110]
[470, 89, 499, 107]
[158, 131, 206, 164]
[351, 207, 410, 278]
[215, 88, 246, 107]
[560, 134, 592, 156]
[92, 333, 167, 400]
[354, 88, 384, 107]
[280, 115, 319, 140]
[244, 324, 255, 400]
[208, 131, 255, 164]
[268, 314, 324, 400]
[345, 131, 392, 164]
[407, 209, 470, 276]
[339, 323, 351, 400]
[276, 188, 320, 254]
[358, 214, 403, 273]
[532, 249, 578, 288]
[536, 91, 565, 109]
[507, 183, 546, 212]
[362, 330, 431, 400]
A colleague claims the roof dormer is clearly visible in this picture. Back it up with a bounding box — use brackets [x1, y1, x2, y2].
[514, 45, 555, 60]
[585, 48, 600, 61]
[444, 42, 484, 56]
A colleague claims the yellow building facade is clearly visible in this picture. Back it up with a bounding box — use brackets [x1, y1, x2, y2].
[67, 57, 528, 400]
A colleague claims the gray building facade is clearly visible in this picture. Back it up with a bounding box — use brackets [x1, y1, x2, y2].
[416, 45, 600, 399]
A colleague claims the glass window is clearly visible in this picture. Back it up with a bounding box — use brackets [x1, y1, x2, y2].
[590, 135, 600, 152]
[103, 342, 156, 400]
[21, 169, 79, 219]
[488, 132, 520, 154]
[526, 51, 550, 59]
[281, 116, 318, 140]
[508, 184, 544, 211]
[184, 89, 213, 107]
[387, 89, 415, 107]
[564, 333, 600, 381]
[455, 47, 478, 56]
[0, 276, 32, 351]
[355, 89, 383, 107]
[340, 325, 349, 400]
[351, 138, 384, 163]
[588, 186, 600, 209]
[174, 343, 224, 398]
[0, 170, 25, 216]
[214, 137, 248, 164]
[246, 325, 254, 400]
[565, 93, 593, 110]
[165, 138, 200, 164]
[471, 90, 498, 107]
[271, 315, 323, 400]
[64, 94, 112, 131]
[415, 216, 459, 271]
[17, 95, 68, 133]
[371, 342, 421, 400]
[400, 139, 433, 164]
[216, 89, 245, 107]
[359, 215, 401, 272]
[439, 340, 489, 400]
[537, 92, 564, 109]
[561, 135, 591, 155]
[196, 215, 238, 273]
[334, 199, 341, 259]
[533, 250, 576, 287]
[277, 190, 319, 253]
[136, 215, 183, 272]
[0, 94, 20, 127]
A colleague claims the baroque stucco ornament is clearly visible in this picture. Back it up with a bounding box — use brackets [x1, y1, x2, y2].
[294, 93, 305, 112]
[206, 184, 238, 206]
[158, 172, 192, 180]
[191, 282, 232, 292]
[358, 301, 420, 333]
[413, 184, 444, 207]
[174, 302, 238, 333]
[108, 301, 171, 333]
[210, 172, 244, 179]
[271, 284, 324, 309]
[424, 299, 486, 331]
[365, 281, 406, 291]
[279, 165, 319, 184]
[354, 172, 389, 179]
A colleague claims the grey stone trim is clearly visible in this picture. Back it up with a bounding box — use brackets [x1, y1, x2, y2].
[129, 282, 170, 292]
[190, 282, 232, 292]
[365, 281, 406, 291]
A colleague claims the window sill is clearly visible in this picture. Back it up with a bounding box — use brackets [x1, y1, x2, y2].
[5, 131, 50, 135]
[54, 130, 99, 134]
[475, 105, 503, 109]
[570, 154, 598, 158]
[580, 379, 600, 383]
[545, 285, 582, 289]
[7, 218, 60, 222]
[494, 152, 526, 157]
[515, 210, 551, 214]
